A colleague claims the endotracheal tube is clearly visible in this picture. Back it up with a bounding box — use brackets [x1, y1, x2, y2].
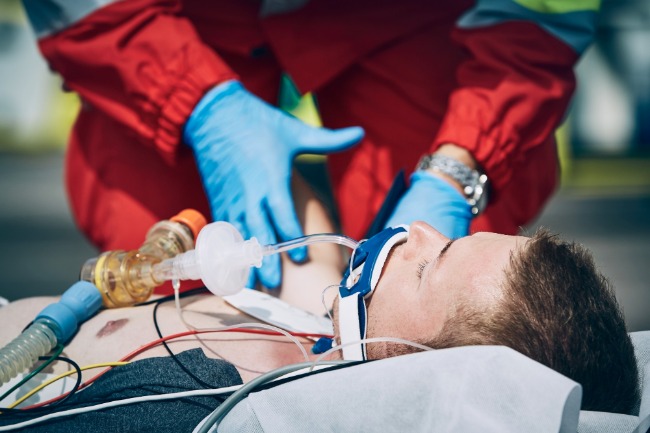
[152, 221, 359, 297]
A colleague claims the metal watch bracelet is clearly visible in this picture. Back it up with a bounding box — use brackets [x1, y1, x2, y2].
[417, 154, 489, 215]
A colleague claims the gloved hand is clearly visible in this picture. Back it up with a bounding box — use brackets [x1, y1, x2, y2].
[384, 170, 473, 239]
[184, 80, 364, 289]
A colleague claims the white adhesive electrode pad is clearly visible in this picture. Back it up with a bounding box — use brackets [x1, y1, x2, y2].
[223, 290, 333, 338]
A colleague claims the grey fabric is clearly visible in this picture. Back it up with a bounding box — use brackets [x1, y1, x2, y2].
[22, 0, 310, 37]
[219, 345, 582, 433]
[217, 399, 266, 433]
[631, 331, 650, 418]
[633, 414, 650, 433]
[577, 411, 639, 433]
[21, 0, 121, 38]
[0, 349, 242, 433]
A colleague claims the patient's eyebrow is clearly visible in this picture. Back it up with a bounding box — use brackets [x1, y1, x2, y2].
[437, 239, 455, 265]
[425, 239, 456, 282]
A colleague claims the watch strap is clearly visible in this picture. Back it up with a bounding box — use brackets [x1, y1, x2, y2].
[417, 154, 489, 215]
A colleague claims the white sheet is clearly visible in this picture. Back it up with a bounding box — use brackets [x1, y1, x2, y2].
[218, 345, 582, 433]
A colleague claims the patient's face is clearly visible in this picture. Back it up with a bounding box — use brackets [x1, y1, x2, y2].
[334, 221, 528, 359]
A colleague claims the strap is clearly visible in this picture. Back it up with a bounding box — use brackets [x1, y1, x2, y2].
[339, 294, 365, 361]
[339, 226, 408, 299]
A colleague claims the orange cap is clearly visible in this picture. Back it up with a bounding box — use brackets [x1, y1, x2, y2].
[170, 209, 208, 240]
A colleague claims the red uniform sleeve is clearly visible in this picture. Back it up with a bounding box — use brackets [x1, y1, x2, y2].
[37, 0, 238, 164]
[432, 21, 578, 197]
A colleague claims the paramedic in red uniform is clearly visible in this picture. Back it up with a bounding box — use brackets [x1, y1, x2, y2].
[21, 0, 600, 290]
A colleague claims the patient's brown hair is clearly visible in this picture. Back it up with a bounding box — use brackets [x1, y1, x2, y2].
[416, 229, 640, 414]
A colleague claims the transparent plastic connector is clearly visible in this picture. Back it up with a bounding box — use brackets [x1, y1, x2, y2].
[79, 209, 207, 308]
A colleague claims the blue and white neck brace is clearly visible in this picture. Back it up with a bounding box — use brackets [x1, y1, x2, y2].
[327, 225, 409, 361]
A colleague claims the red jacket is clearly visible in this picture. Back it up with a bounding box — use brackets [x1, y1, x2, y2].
[26, 0, 598, 249]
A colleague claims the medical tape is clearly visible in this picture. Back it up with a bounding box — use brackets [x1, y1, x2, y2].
[339, 293, 365, 361]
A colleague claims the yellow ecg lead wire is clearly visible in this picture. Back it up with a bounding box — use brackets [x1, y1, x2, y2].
[9, 362, 129, 409]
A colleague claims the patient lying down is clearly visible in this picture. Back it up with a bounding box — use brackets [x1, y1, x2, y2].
[0, 180, 639, 431]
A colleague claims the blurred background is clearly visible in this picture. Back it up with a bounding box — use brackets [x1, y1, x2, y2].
[0, 1, 649, 329]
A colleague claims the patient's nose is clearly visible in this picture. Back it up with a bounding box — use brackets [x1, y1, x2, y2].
[404, 221, 448, 256]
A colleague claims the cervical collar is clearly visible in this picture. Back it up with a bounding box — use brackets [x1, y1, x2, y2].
[331, 225, 409, 360]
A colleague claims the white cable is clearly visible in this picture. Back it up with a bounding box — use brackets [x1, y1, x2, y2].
[189, 322, 310, 363]
[0, 385, 242, 432]
[170, 287, 311, 363]
[173, 281, 198, 331]
[310, 336, 434, 370]
[320, 284, 340, 322]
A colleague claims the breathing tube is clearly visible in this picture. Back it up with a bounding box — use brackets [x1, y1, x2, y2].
[0, 281, 102, 385]
[151, 221, 359, 297]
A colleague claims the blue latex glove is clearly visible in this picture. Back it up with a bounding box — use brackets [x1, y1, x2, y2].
[384, 170, 473, 239]
[184, 80, 364, 289]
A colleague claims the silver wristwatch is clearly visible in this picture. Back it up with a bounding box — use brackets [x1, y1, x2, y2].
[417, 154, 489, 215]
